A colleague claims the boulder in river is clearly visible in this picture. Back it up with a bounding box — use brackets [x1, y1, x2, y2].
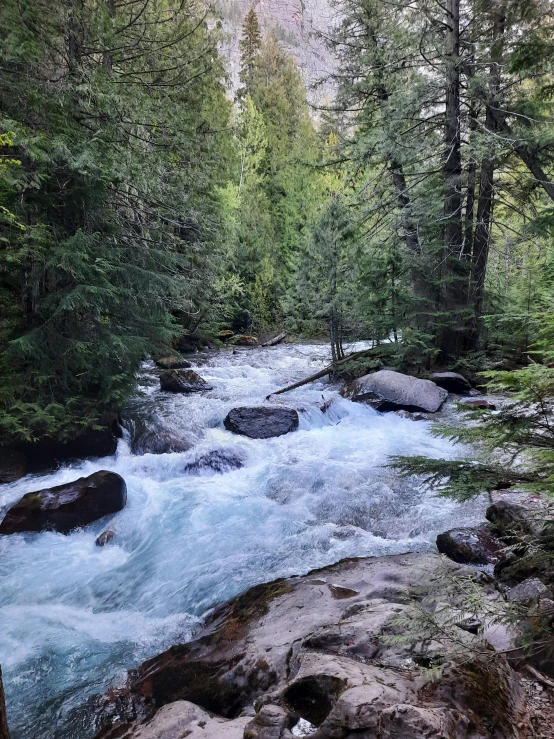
[0, 471, 127, 535]
[436, 526, 505, 565]
[341, 370, 448, 413]
[233, 335, 258, 347]
[92, 553, 523, 739]
[159, 369, 212, 393]
[429, 371, 472, 394]
[154, 356, 192, 370]
[95, 529, 115, 547]
[460, 399, 497, 411]
[224, 406, 299, 439]
[183, 448, 246, 475]
[131, 427, 194, 455]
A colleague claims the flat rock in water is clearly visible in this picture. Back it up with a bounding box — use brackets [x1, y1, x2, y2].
[0, 471, 127, 535]
[159, 369, 212, 393]
[92, 553, 523, 739]
[436, 526, 505, 565]
[429, 371, 472, 394]
[341, 370, 448, 413]
[224, 406, 299, 439]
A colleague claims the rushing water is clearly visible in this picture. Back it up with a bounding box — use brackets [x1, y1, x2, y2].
[0, 343, 487, 738]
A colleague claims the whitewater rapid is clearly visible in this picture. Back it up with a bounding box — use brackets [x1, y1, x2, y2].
[0, 343, 486, 738]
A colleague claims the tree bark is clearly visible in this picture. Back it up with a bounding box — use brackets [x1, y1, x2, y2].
[468, 10, 505, 345]
[440, 0, 468, 360]
[0, 666, 9, 739]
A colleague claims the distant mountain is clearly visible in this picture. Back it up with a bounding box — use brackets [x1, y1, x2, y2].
[216, 0, 336, 103]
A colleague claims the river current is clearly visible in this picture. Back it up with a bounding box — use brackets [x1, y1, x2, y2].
[0, 343, 486, 737]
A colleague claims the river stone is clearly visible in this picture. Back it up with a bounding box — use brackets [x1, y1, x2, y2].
[224, 407, 299, 439]
[131, 428, 193, 455]
[96, 530, 115, 547]
[506, 578, 553, 602]
[341, 370, 448, 413]
[123, 701, 250, 739]
[92, 553, 522, 739]
[0, 471, 127, 535]
[429, 371, 472, 394]
[159, 369, 212, 393]
[486, 500, 535, 535]
[460, 399, 497, 410]
[436, 526, 505, 565]
[183, 448, 246, 475]
[154, 356, 192, 370]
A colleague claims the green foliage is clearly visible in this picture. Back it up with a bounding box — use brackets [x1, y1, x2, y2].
[0, 0, 233, 441]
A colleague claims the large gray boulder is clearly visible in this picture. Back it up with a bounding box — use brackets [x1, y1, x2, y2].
[224, 407, 299, 439]
[341, 370, 448, 413]
[92, 553, 523, 739]
[0, 471, 126, 535]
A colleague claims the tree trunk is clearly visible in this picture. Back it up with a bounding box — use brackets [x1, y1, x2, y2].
[468, 10, 505, 346]
[440, 0, 468, 360]
[0, 666, 9, 739]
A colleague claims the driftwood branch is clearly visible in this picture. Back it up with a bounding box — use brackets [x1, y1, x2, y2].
[266, 347, 380, 399]
[262, 331, 286, 347]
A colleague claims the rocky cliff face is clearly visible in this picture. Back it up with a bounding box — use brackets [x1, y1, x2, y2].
[217, 0, 335, 101]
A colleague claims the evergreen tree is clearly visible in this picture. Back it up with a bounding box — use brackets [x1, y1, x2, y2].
[238, 8, 262, 101]
[0, 0, 232, 442]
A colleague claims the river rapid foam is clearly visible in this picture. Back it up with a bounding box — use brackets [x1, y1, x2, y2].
[0, 343, 486, 738]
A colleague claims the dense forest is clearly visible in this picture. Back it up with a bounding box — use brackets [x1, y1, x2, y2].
[1, 0, 553, 447]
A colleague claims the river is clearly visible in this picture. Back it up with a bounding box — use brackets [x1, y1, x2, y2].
[0, 343, 486, 737]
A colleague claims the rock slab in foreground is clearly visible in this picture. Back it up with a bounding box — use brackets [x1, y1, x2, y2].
[436, 526, 506, 565]
[159, 369, 212, 393]
[92, 553, 524, 739]
[341, 370, 448, 413]
[224, 407, 299, 439]
[0, 470, 126, 535]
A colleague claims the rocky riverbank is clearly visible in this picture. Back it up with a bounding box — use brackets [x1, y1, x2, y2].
[85, 545, 554, 739]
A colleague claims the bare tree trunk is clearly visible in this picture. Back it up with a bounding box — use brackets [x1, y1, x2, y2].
[0, 666, 9, 739]
[468, 9, 505, 346]
[440, 0, 468, 360]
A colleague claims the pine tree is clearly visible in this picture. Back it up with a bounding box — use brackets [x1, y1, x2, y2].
[238, 8, 262, 101]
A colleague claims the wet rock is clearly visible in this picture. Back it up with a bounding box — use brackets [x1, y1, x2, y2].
[507, 578, 553, 603]
[429, 371, 472, 394]
[12, 412, 121, 473]
[0, 471, 127, 535]
[183, 449, 245, 475]
[131, 428, 193, 455]
[0, 447, 26, 484]
[341, 370, 448, 413]
[159, 369, 212, 394]
[460, 399, 497, 411]
[92, 553, 521, 739]
[176, 334, 213, 354]
[96, 530, 115, 547]
[154, 356, 192, 370]
[219, 330, 235, 342]
[234, 335, 258, 347]
[224, 407, 299, 439]
[486, 500, 535, 537]
[394, 410, 429, 421]
[436, 526, 505, 565]
[320, 397, 336, 414]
